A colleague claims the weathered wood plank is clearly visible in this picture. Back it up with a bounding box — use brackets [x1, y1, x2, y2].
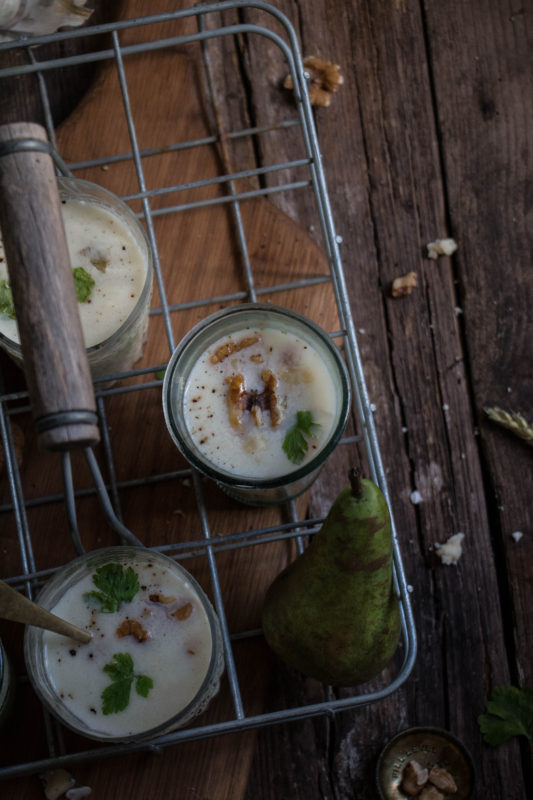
[0, 0, 530, 796]
[234, 1, 531, 797]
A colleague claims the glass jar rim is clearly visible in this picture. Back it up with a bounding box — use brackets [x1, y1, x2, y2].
[162, 302, 351, 489]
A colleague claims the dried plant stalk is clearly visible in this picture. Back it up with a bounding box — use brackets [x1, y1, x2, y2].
[484, 407, 533, 446]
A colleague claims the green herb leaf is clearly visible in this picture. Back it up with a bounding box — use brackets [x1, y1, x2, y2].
[282, 410, 321, 465]
[103, 651, 134, 681]
[135, 674, 154, 698]
[73, 266, 95, 302]
[155, 368, 166, 381]
[83, 563, 140, 613]
[478, 686, 533, 745]
[101, 652, 153, 714]
[0, 280, 16, 319]
[102, 676, 132, 714]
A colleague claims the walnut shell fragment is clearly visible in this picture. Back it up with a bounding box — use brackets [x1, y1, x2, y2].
[284, 56, 344, 107]
[391, 271, 418, 298]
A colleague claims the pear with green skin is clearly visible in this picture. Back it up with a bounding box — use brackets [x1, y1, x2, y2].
[261, 469, 401, 686]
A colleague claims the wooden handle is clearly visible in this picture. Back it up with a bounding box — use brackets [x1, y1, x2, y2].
[0, 122, 99, 451]
[0, 579, 92, 644]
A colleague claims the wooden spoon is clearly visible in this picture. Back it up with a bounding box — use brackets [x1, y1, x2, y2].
[0, 578, 92, 644]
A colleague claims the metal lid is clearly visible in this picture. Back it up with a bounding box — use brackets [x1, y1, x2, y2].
[376, 726, 475, 799]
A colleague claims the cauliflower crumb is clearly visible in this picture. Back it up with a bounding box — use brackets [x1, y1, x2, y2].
[426, 238, 458, 259]
[434, 532, 465, 565]
[511, 531, 523, 542]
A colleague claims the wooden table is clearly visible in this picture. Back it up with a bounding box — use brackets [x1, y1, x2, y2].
[0, 1, 531, 798]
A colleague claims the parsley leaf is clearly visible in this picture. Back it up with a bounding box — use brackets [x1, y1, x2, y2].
[73, 266, 95, 302]
[101, 652, 153, 715]
[83, 563, 140, 613]
[135, 674, 154, 698]
[282, 410, 321, 465]
[478, 685, 533, 745]
[0, 280, 16, 319]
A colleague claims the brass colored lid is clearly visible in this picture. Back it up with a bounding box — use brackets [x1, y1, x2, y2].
[376, 726, 475, 799]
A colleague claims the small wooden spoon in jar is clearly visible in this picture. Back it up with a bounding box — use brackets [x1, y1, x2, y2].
[0, 579, 91, 644]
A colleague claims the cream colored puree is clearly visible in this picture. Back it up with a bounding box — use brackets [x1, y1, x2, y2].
[43, 560, 213, 737]
[184, 327, 338, 478]
[0, 198, 147, 347]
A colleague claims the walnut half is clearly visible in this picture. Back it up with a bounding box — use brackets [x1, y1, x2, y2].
[284, 56, 344, 107]
[391, 271, 418, 298]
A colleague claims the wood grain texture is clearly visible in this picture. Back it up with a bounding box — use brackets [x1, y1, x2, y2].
[0, 0, 531, 798]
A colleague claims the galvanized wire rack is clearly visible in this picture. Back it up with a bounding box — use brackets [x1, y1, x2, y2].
[0, 1, 416, 782]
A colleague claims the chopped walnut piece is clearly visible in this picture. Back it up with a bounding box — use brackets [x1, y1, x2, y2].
[284, 56, 344, 107]
[429, 766, 457, 793]
[149, 593, 176, 604]
[173, 602, 193, 621]
[391, 271, 418, 298]
[116, 619, 150, 642]
[401, 760, 429, 795]
[250, 404, 264, 427]
[419, 786, 445, 800]
[227, 373, 247, 428]
[261, 369, 283, 427]
[210, 335, 260, 364]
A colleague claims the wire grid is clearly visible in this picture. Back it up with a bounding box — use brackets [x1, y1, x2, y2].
[0, 1, 417, 781]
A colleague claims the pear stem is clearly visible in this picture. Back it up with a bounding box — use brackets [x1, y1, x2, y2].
[349, 468, 364, 499]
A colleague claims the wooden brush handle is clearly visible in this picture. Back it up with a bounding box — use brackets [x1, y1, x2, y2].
[0, 122, 99, 451]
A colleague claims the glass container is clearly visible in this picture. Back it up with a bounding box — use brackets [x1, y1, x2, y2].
[163, 303, 350, 505]
[0, 177, 153, 381]
[24, 547, 224, 743]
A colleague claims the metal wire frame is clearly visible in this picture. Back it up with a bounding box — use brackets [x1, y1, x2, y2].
[0, 1, 417, 780]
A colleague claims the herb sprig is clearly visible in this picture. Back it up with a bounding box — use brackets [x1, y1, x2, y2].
[282, 410, 320, 465]
[478, 685, 533, 745]
[101, 652, 153, 714]
[84, 563, 140, 613]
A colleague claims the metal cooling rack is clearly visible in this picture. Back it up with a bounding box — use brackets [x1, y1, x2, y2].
[0, 1, 417, 781]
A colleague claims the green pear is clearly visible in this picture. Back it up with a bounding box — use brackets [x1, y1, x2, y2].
[261, 469, 401, 686]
